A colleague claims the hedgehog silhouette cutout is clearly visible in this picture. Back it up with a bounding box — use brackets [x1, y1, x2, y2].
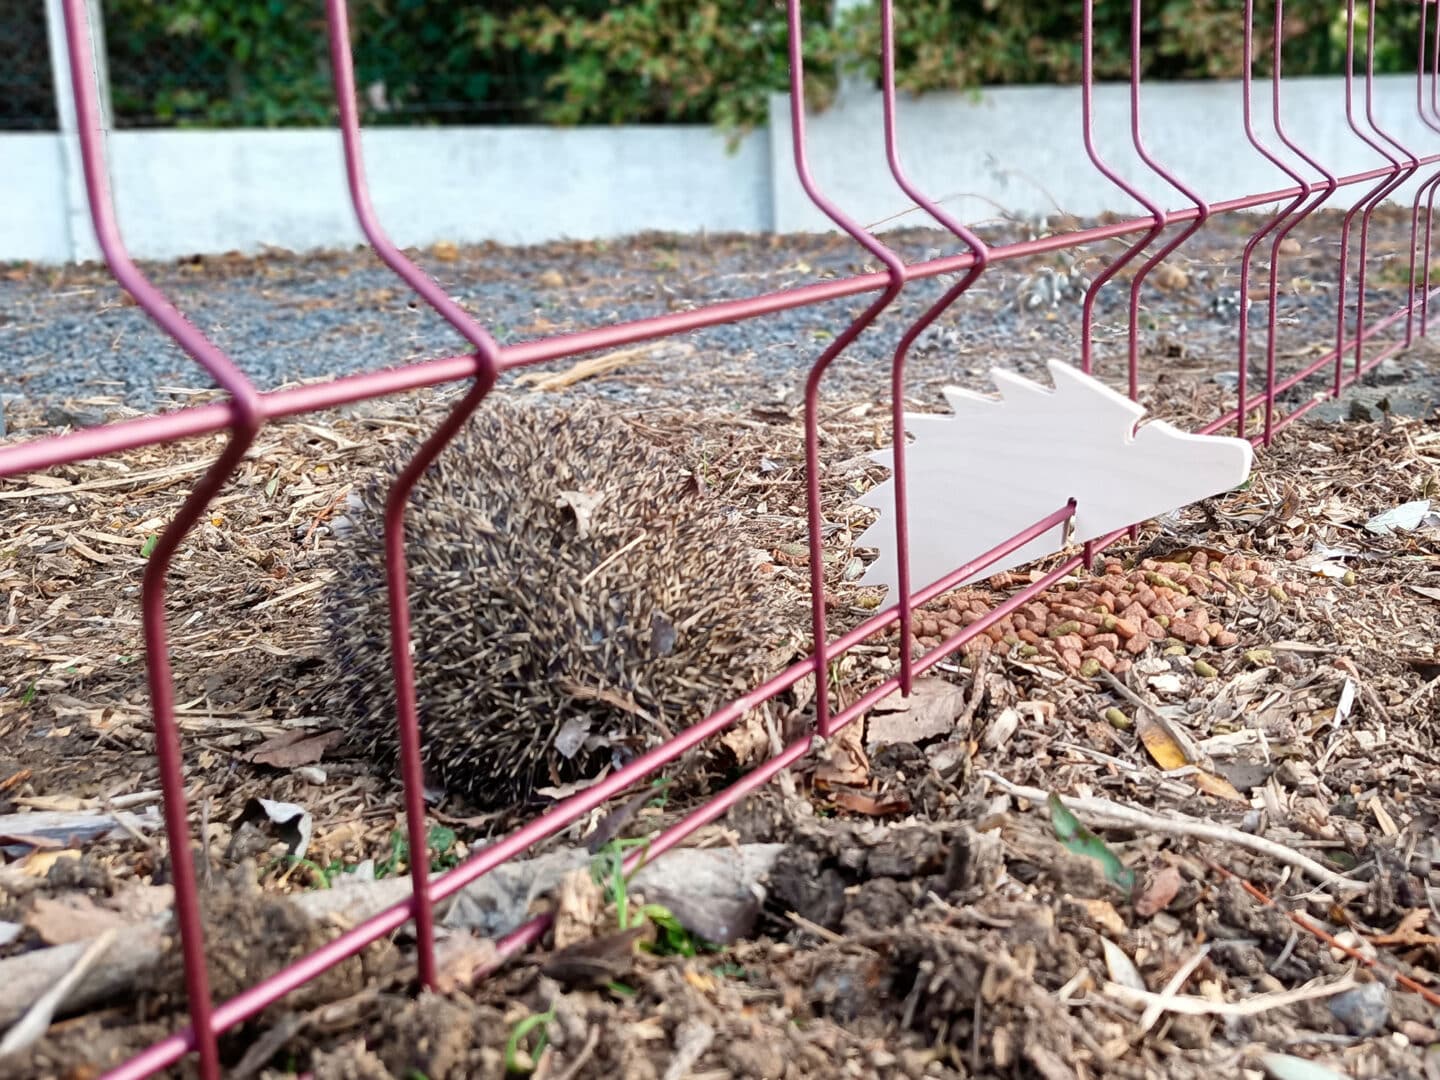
[856, 360, 1254, 599]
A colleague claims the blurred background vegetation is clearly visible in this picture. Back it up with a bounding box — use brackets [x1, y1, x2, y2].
[34, 1, 1431, 129]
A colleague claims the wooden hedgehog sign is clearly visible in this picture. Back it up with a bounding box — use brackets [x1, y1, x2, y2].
[856, 360, 1254, 598]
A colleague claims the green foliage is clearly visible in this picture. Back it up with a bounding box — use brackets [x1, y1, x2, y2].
[467, 1, 837, 129]
[374, 824, 462, 878]
[589, 837, 719, 958]
[503, 1008, 555, 1075]
[100, 0, 1424, 130]
[1047, 792, 1136, 892]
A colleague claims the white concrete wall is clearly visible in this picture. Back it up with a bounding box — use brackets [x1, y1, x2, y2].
[771, 75, 1440, 234]
[4, 74, 1439, 264]
[1, 135, 72, 262]
[1, 125, 772, 263]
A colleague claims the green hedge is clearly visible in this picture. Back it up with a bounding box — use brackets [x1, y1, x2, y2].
[103, 0, 1422, 129]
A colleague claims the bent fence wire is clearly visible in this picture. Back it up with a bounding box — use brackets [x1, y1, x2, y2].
[2, 0, 1438, 1075]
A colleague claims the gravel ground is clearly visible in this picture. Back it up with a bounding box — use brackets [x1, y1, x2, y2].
[4, 208, 1439, 428]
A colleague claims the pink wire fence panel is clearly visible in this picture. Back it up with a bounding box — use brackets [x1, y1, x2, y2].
[1, 1, 1437, 1077]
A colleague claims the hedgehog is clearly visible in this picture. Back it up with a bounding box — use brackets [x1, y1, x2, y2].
[322, 394, 796, 810]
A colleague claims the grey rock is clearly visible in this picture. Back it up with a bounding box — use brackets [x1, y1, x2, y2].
[1328, 980, 1389, 1037]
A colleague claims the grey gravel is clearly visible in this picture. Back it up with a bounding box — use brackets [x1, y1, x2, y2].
[0, 212, 1434, 423]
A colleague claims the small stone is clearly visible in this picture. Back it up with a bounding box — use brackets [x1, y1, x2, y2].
[1328, 981, 1389, 1037]
[42, 404, 105, 430]
[1125, 633, 1152, 655]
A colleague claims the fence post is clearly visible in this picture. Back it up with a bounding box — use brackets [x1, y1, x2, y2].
[43, 0, 109, 263]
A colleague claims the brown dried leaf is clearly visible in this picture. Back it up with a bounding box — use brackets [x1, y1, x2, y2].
[865, 678, 967, 750]
[1370, 908, 1440, 947]
[27, 893, 130, 945]
[243, 729, 344, 769]
[1194, 770, 1247, 804]
[434, 931, 499, 994]
[541, 926, 647, 989]
[1081, 898, 1128, 938]
[551, 867, 607, 950]
[827, 788, 911, 817]
[1136, 711, 1189, 771]
[814, 724, 869, 787]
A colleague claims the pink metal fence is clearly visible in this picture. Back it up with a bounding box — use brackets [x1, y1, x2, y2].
[2, 0, 1438, 1075]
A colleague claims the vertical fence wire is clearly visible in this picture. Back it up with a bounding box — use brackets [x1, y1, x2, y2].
[57, 0, 264, 1074]
[1409, 0, 1440, 342]
[782, 0, 909, 738]
[323, 0, 507, 992]
[878, 0, 992, 696]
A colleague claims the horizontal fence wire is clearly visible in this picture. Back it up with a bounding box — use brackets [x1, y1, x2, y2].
[0, 0, 1437, 1076]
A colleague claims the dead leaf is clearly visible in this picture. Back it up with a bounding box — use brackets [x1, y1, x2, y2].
[719, 713, 769, 765]
[1370, 908, 1440, 947]
[432, 931, 499, 993]
[1136, 710, 1189, 771]
[551, 868, 606, 950]
[827, 788, 911, 816]
[865, 678, 967, 750]
[1100, 937, 1145, 991]
[16, 850, 80, 878]
[27, 893, 130, 945]
[1408, 584, 1440, 602]
[1194, 770, 1248, 804]
[1082, 898, 1128, 938]
[230, 798, 313, 859]
[1134, 865, 1184, 916]
[243, 729, 343, 769]
[541, 926, 647, 989]
[814, 724, 869, 787]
